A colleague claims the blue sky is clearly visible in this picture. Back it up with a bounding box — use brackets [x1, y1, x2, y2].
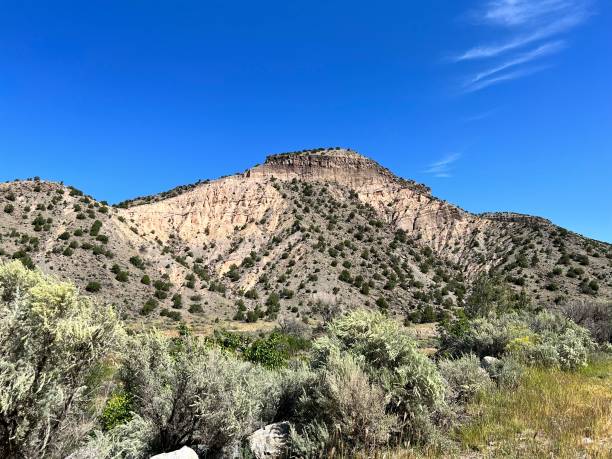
[0, 1, 610, 242]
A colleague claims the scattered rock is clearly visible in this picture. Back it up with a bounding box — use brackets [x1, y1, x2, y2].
[482, 356, 500, 369]
[151, 446, 199, 459]
[248, 421, 290, 459]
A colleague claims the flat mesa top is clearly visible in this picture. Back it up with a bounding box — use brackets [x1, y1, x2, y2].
[264, 148, 364, 162]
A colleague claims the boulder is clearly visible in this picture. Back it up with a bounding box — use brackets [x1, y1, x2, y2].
[481, 356, 500, 369]
[248, 422, 290, 459]
[151, 446, 199, 459]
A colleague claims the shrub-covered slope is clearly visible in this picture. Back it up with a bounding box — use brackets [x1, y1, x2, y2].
[1, 149, 610, 329]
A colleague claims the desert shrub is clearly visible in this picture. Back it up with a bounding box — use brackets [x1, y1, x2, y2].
[90, 220, 102, 236]
[129, 256, 145, 269]
[224, 264, 240, 282]
[243, 333, 291, 369]
[160, 309, 181, 321]
[85, 280, 102, 292]
[294, 348, 395, 454]
[309, 310, 446, 445]
[140, 298, 158, 316]
[96, 234, 109, 244]
[289, 422, 330, 458]
[0, 261, 124, 458]
[439, 314, 531, 358]
[440, 311, 594, 370]
[68, 415, 154, 459]
[580, 279, 600, 295]
[490, 357, 524, 389]
[559, 300, 611, 344]
[3, 203, 14, 214]
[438, 354, 493, 403]
[513, 312, 594, 370]
[171, 293, 182, 309]
[118, 333, 283, 455]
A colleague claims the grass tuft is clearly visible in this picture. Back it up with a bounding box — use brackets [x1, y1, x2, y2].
[458, 355, 612, 458]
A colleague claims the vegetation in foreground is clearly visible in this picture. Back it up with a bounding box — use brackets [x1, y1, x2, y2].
[0, 261, 610, 458]
[458, 355, 612, 458]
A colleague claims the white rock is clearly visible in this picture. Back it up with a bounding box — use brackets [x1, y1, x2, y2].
[482, 356, 500, 369]
[248, 422, 290, 459]
[150, 446, 199, 459]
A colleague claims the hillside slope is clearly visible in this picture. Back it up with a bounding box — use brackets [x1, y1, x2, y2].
[1, 148, 610, 330]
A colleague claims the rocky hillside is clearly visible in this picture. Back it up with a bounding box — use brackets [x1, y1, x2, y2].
[1, 148, 610, 330]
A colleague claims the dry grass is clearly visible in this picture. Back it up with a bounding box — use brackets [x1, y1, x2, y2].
[457, 355, 612, 458]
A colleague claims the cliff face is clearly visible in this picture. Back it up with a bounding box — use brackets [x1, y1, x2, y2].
[248, 148, 431, 193]
[1, 148, 610, 330]
[246, 149, 468, 251]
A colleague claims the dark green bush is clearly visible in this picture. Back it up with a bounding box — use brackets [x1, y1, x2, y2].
[140, 298, 158, 316]
[85, 281, 102, 293]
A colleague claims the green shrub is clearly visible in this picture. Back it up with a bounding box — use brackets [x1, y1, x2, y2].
[90, 220, 102, 236]
[224, 264, 240, 282]
[129, 256, 145, 269]
[171, 293, 182, 309]
[101, 392, 132, 431]
[85, 281, 102, 292]
[140, 298, 158, 316]
[160, 309, 181, 321]
[0, 261, 123, 457]
[243, 333, 290, 369]
[375, 296, 388, 310]
[465, 274, 530, 318]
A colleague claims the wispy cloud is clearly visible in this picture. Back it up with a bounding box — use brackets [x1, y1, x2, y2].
[465, 65, 551, 93]
[456, 11, 586, 61]
[480, 0, 584, 28]
[424, 153, 461, 178]
[462, 108, 499, 123]
[464, 40, 564, 91]
[452, 0, 592, 92]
